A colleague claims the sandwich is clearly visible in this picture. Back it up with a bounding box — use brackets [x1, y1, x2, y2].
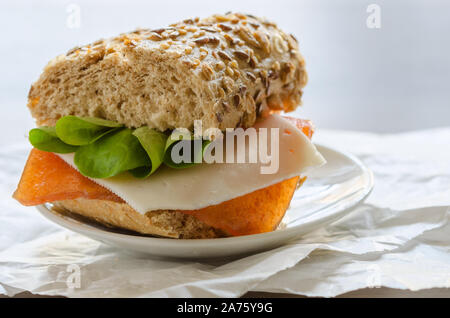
[13, 13, 325, 239]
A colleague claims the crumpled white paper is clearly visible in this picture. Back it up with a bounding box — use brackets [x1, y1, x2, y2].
[0, 128, 449, 297]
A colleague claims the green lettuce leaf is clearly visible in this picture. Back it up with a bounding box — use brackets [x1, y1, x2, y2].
[132, 127, 168, 177]
[74, 128, 150, 178]
[55, 116, 123, 146]
[29, 127, 79, 153]
[28, 115, 212, 179]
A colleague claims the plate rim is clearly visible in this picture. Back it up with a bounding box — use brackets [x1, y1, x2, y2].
[36, 144, 374, 248]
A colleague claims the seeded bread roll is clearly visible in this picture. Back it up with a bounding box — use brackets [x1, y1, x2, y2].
[28, 12, 307, 132]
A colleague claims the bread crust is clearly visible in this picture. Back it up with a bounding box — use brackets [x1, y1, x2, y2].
[53, 199, 224, 239]
[28, 13, 307, 133]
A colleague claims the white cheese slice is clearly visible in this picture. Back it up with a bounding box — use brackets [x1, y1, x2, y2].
[57, 114, 325, 214]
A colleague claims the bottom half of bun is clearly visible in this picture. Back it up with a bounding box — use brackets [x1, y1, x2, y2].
[53, 199, 226, 239]
[51, 175, 303, 239]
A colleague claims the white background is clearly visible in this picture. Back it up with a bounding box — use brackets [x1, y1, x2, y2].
[1, 0, 449, 146]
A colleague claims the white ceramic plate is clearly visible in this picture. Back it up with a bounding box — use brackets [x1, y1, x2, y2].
[37, 144, 374, 259]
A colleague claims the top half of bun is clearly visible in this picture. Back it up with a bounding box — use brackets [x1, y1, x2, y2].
[28, 12, 307, 133]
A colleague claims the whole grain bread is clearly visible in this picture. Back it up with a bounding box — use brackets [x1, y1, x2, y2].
[53, 199, 225, 239]
[28, 12, 307, 133]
